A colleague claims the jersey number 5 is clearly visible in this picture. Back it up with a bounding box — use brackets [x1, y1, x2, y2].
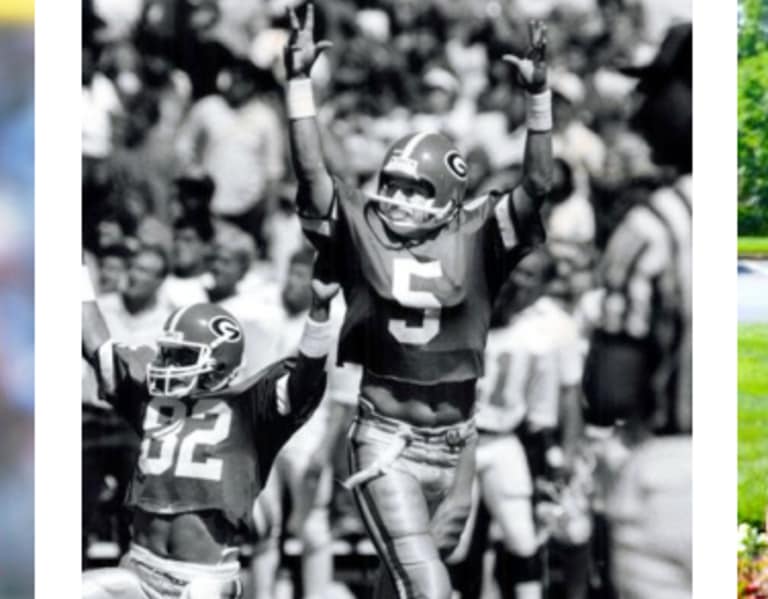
[139, 398, 232, 481]
[389, 257, 443, 345]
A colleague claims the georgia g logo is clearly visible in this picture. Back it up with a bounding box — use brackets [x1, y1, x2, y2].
[209, 316, 243, 343]
[445, 151, 468, 181]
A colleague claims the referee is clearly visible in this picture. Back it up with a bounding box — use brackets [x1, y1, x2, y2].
[583, 22, 692, 599]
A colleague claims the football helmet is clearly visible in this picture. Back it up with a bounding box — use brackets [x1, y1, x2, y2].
[147, 303, 245, 397]
[371, 131, 469, 238]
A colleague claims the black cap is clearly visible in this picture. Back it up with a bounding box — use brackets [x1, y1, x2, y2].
[620, 22, 692, 88]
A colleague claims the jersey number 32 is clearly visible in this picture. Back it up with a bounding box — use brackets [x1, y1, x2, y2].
[139, 398, 232, 481]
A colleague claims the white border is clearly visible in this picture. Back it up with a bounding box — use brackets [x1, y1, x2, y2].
[36, 0, 82, 594]
[692, 0, 736, 596]
[34, 0, 737, 596]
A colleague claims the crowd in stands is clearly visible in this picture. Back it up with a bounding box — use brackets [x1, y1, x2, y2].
[81, 0, 690, 597]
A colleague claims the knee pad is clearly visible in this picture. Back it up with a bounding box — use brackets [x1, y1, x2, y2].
[495, 543, 542, 586]
[302, 507, 332, 552]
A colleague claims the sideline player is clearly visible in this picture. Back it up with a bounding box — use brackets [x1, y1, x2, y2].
[283, 5, 553, 597]
[582, 22, 692, 599]
[451, 248, 584, 599]
[80, 262, 340, 599]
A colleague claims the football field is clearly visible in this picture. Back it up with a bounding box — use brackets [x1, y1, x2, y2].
[739, 324, 768, 526]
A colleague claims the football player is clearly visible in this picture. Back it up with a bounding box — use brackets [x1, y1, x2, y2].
[283, 5, 553, 598]
[582, 23, 692, 599]
[451, 248, 584, 599]
[80, 262, 340, 599]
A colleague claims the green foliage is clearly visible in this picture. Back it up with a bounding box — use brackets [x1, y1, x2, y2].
[739, 205, 768, 236]
[739, 325, 768, 526]
[739, 0, 768, 206]
[740, 0, 767, 58]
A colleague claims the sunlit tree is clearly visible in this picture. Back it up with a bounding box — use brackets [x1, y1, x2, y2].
[739, 0, 768, 233]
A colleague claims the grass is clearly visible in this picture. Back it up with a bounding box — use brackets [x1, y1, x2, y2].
[739, 237, 768, 257]
[739, 324, 768, 526]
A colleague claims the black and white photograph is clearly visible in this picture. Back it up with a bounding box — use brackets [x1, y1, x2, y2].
[79, 0, 692, 598]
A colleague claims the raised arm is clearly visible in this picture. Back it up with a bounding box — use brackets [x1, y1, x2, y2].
[503, 21, 553, 242]
[283, 277, 341, 422]
[284, 3, 334, 218]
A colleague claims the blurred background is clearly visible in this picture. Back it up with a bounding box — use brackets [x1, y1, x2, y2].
[0, 1, 34, 598]
[80, 0, 689, 597]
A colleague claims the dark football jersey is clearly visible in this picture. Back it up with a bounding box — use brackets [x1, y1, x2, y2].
[96, 343, 326, 531]
[301, 179, 542, 384]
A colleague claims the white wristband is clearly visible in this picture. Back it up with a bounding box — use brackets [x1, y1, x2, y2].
[287, 77, 317, 120]
[82, 264, 96, 302]
[97, 340, 117, 396]
[298, 316, 334, 359]
[525, 89, 552, 132]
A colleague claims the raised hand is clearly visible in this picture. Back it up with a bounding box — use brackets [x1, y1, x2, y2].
[502, 20, 548, 93]
[311, 278, 341, 304]
[308, 277, 340, 322]
[284, 2, 333, 79]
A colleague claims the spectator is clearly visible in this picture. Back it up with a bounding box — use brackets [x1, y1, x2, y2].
[208, 224, 284, 375]
[98, 244, 172, 347]
[97, 243, 131, 295]
[90, 0, 144, 43]
[170, 170, 215, 223]
[163, 214, 214, 309]
[545, 157, 596, 298]
[176, 51, 285, 255]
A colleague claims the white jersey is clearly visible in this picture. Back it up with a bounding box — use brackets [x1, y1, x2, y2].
[97, 293, 172, 349]
[160, 274, 211, 311]
[475, 296, 583, 433]
[475, 325, 532, 434]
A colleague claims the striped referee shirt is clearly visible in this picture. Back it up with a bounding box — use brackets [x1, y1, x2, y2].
[597, 175, 691, 434]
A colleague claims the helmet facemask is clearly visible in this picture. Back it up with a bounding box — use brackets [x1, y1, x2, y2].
[147, 337, 239, 398]
[372, 173, 456, 239]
